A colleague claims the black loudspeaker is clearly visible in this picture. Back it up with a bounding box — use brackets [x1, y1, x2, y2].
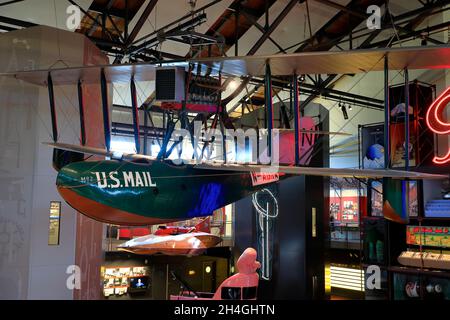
[155, 67, 185, 102]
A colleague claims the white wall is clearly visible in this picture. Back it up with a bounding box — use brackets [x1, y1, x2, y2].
[0, 26, 102, 299]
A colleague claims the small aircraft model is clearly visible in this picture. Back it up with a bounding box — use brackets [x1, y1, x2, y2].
[3, 45, 450, 226]
[117, 218, 222, 256]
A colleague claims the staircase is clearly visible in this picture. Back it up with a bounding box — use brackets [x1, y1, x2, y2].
[425, 199, 450, 217]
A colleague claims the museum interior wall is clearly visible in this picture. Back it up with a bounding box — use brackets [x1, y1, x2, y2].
[0, 26, 108, 299]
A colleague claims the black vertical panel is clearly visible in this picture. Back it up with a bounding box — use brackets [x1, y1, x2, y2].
[234, 103, 329, 300]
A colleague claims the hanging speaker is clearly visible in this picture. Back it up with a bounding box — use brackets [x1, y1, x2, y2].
[155, 67, 185, 102]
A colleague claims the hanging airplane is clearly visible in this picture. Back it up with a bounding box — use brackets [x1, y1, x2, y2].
[2, 45, 450, 226]
[117, 218, 222, 256]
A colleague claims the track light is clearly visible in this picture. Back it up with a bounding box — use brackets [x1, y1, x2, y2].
[420, 32, 428, 46]
[348, 104, 353, 111]
[341, 104, 349, 120]
[299, 74, 305, 82]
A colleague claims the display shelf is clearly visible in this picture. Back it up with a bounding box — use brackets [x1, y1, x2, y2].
[362, 263, 388, 271]
[409, 217, 450, 223]
[389, 265, 450, 278]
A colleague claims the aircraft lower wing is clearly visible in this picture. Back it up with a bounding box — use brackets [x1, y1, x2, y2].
[194, 163, 447, 180]
[45, 142, 447, 180]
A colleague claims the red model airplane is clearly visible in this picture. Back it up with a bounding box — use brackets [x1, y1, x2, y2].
[117, 218, 222, 256]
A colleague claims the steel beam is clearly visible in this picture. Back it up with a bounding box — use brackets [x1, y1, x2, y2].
[0, 15, 36, 27]
[87, 0, 115, 37]
[67, 0, 117, 41]
[128, 13, 207, 56]
[0, 0, 26, 6]
[126, 0, 158, 45]
[313, 0, 366, 19]
[132, 0, 222, 46]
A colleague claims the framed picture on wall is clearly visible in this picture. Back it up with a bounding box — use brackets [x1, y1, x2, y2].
[370, 180, 383, 217]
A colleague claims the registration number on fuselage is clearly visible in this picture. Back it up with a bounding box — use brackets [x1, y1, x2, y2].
[80, 171, 157, 189]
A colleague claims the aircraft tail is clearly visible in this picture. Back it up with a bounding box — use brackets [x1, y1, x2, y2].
[383, 178, 409, 224]
[194, 217, 211, 233]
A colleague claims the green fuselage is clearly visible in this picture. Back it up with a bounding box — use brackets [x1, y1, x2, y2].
[57, 160, 282, 225]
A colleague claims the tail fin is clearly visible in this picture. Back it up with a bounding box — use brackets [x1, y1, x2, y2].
[195, 217, 211, 233]
[383, 178, 409, 224]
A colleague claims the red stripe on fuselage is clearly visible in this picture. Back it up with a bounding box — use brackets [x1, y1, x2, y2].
[58, 186, 181, 226]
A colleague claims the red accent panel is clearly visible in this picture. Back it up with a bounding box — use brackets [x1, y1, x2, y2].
[160, 102, 222, 113]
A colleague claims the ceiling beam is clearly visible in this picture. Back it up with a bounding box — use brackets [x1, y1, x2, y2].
[0, 0, 25, 6]
[0, 15, 36, 28]
[313, 0, 367, 19]
[0, 24, 17, 31]
[89, 3, 127, 18]
[126, 0, 158, 45]
[87, 0, 115, 37]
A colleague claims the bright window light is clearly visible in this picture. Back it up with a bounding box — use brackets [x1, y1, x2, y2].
[110, 139, 136, 153]
[150, 144, 161, 156]
[228, 79, 240, 90]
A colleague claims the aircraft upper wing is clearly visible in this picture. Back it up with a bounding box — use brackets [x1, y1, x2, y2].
[45, 142, 447, 180]
[43, 142, 156, 162]
[2, 63, 159, 86]
[193, 162, 447, 180]
[3, 45, 450, 86]
[191, 45, 450, 76]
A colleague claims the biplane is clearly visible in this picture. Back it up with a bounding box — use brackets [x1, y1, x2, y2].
[2, 45, 449, 226]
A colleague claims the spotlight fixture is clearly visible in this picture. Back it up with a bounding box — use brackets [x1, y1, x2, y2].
[299, 74, 306, 82]
[348, 104, 353, 111]
[341, 104, 349, 120]
[420, 32, 428, 46]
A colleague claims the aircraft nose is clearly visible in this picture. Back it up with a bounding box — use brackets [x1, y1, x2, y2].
[56, 163, 83, 188]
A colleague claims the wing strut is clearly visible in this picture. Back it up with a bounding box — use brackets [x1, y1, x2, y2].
[47, 73, 58, 142]
[130, 77, 141, 154]
[265, 61, 274, 159]
[100, 69, 111, 151]
[293, 73, 300, 166]
[77, 80, 86, 146]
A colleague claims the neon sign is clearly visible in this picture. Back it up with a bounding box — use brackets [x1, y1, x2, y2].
[426, 86, 450, 164]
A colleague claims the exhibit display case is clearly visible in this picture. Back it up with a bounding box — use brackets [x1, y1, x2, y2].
[101, 266, 150, 298]
[329, 178, 366, 246]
